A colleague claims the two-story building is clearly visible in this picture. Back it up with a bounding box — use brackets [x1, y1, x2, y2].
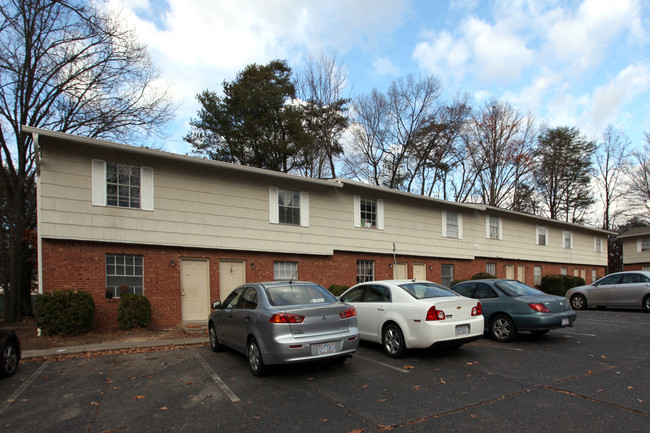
[619, 227, 650, 271]
[25, 126, 611, 330]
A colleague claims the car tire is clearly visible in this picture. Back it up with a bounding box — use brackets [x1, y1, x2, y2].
[208, 323, 223, 352]
[570, 294, 587, 310]
[643, 295, 650, 313]
[0, 340, 19, 378]
[247, 338, 267, 377]
[382, 323, 406, 358]
[490, 315, 517, 342]
[530, 330, 549, 336]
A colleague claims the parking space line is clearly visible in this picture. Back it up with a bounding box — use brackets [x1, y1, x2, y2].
[485, 344, 523, 352]
[191, 348, 240, 403]
[0, 361, 49, 415]
[353, 354, 411, 373]
[555, 330, 597, 337]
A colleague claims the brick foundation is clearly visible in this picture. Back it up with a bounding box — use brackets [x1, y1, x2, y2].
[40, 239, 607, 331]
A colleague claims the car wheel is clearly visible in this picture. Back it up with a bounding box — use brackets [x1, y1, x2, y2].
[570, 294, 587, 310]
[382, 323, 406, 358]
[530, 330, 549, 336]
[0, 340, 19, 378]
[208, 323, 223, 352]
[643, 295, 650, 313]
[490, 315, 517, 342]
[247, 338, 267, 377]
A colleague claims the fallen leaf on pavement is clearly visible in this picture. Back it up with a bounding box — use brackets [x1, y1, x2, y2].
[134, 395, 146, 400]
[440, 378, 447, 384]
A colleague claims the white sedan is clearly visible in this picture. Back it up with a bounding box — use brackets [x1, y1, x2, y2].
[339, 280, 484, 358]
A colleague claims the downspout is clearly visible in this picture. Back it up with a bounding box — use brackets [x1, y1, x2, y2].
[32, 132, 43, 295]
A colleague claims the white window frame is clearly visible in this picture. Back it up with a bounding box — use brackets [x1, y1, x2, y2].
[106, 254, 144, 298]
[486, 215, 503, 240]
[592, 269, 598, 282]
[92, 160, 153, 211]
[563, 231, 573, 249]
[486, 262, 496, 276]
[356, 260, 375, 283]
[442, 211, 463, 239]
[269, 187, 309, 227]
[273, 261, 298, 280]
[353, 196, 384, 229]
[637, 238, 650, 252]
[560, 267, 568, 276]
[441, 264, 454, 287]
[536, 226, 548, 246]
[594, 236, 603, 253]
[534, 266, 542, 286]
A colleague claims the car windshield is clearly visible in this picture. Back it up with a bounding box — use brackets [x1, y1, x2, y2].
[399, 282, 458, 299]
[265, 283, 337, 306]
[494, 280, 543, 296]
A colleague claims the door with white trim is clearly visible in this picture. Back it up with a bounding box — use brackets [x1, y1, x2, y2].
[181, 259, 210, 322]
[219, 260, 246, 300]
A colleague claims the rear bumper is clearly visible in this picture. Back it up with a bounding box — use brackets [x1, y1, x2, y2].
[260, 331, 360, 365]
[511, 310, 577, 331]
[406, 315, 484, 349]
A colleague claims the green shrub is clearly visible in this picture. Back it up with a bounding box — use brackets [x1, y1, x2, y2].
[541, 274, 585, 296]
[328, 284, 349, 297]
[565, 275, 586, 289]
[471, 272, 495, 280]
[449, 279, 467, 288]
[32, 290, 95, 336]
[118, 293, 152, 330]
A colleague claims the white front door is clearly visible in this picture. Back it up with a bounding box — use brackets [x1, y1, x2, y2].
[219, 260, 246, 300]
[181, 259, 210, 322]
[413, 263, 426, 280]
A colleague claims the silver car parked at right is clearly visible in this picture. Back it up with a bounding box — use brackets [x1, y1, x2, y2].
[565, 271, 650, 312]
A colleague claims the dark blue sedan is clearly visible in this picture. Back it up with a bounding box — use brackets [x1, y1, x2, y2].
[451, 279, 576, 342]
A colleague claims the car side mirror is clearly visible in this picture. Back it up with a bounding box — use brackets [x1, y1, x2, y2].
[211, 301, 222, 309]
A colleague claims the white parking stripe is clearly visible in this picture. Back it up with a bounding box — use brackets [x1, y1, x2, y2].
[191, 348, 240, 403]
[0, 361, 49, 415]
[555, 330, 597, 337]
[353, 354, 411, 373]
[485, 343, 523, 351]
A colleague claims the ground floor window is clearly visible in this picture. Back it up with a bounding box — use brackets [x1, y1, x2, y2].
[486, 262, 496, 276]
[592, 269, 598, 282]
[274, 261, 298, 280]
[534, 266, 542, 286]
[357, 260, 375, 283]
[560, 267, 568, 276]
[106, 254, 143, 297]
[441, 264, 454, 287]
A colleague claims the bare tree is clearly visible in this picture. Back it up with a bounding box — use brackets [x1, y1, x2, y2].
[594, 125, 631, 230]
[629, 133, 650, 215]
[0, 0, 175, 322]
[295, 53, 349, 178]
[463, 100, 536, 208]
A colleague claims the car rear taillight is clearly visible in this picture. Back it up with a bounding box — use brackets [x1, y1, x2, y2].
[269, 313, 305, 323]
[472, 302, 482, 316]
[339, 306, 357, 319]
[528, 303, 551, 313]
[426, 306, 446, 321]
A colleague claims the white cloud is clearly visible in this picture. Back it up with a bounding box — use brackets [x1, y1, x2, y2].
[412, 30, 469, 81]
[372, 58, 401, 77]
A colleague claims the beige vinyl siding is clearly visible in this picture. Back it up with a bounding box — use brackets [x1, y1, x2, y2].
[37, 140, 608, 266]
[622, 238, 650, 264]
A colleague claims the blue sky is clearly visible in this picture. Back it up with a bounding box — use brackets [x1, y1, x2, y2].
[108, 0, 650, 155]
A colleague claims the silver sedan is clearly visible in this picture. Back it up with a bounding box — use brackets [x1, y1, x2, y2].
[566, 271, 650, 312]
[208, 281, 359, 376]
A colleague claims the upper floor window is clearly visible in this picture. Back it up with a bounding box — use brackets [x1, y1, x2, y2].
[442, 211, 463, 239]
[106, 254, 143, 297]
[536, 226, 547, 246]
[269, 187, 309, 227]
[594, 236, 603, 253]
[92, 160, 154, 210]
[638, 237, 650, 252]
[356, 260, 375, 283]
[486, 215, 502, 240]
[354, 196, 384, 229]
[107, 162, 140, 208]
[274, 261, 298, 280]
[563, 231, 573, 249]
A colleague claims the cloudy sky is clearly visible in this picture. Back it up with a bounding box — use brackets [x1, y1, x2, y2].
[106, 0, 650, 155]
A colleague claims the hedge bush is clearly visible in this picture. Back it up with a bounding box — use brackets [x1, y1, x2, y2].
[471, 272, 496, 280]
[118, 293, 152, 330]
[328, 284, 349, 297]
[32, 290, 95, 336]
[541, 274, 586, 296]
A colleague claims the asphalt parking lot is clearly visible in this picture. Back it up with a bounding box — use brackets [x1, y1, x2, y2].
[2, 309, 649, 433]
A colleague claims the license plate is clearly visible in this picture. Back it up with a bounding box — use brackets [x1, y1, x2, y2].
[455, 325, 469, 336]
[562, 318, 569, 326]
[317, 342, 336, 354]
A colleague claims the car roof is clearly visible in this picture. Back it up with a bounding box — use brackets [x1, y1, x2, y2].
[357, 279, 436, 285]
[253, 281, 320, 288]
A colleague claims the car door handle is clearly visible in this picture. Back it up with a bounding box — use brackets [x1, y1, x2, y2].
[377, 306, 386, 311]
[244, 315, 251, 321]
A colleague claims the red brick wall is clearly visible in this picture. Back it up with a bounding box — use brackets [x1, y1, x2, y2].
[621, 263, 650, 271]
[40, 239, 607, 331]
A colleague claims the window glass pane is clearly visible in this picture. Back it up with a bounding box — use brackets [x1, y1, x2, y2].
[486, 262, 496, 276]
[106, 162, 141, 209]
[446, 212, 458, 238]
[642, 238, 650, 251]
[265, 283, 335, 306]
[106, 254, 144, 298]
[400, 282, 456, 299]
[537, 226, 546, 245]
[273, 262, 298, 280]
[278, 190, 300, 225]
[534, 266, 542, 286]
[489, 216, 499, 239]
[441, 264, 454, 287]
[360, 198, 377, 228]
[356, 260, 375, 283]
